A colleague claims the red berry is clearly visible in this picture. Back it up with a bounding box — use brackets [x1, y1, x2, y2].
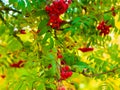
[100, 1, 102, 5]
[60, 65, 72, 80]
[61, 60, 66, 65]
[64, 66, 70, 71]
[78, 47, 94, 52]
[45, 6, 50, 12]
[10, 60, 25, 68]
[68, 71, 72, 76]
[65, 72, 69, 78]
[112, 12, 116, 16]
[110, 6, 116, 16]
[100, 21, 105, 25]
[20, 30, 26, 34]
[60, 71, 66, 80]
[49, 50, 52, 52]
[48, 64, 52, 69]
[1, 75, 6, 79]
[111, 6, 115, 11]
[17, 60, 25, 67]
[57, 54, 63, 59]
[57, 50, 63, 59]
[17, 60, 24, 65]
[97, 25, 102, 30]
[36, 30, 40, 33]
[10, 63, 20, 68]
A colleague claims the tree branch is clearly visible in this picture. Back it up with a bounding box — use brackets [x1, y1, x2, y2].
[54, 29, 58, 39]
[0, 6, 21, 14]
[0, 13, 6, 24]
[0, 0, 4, 6]
[81, 67, 120, 77]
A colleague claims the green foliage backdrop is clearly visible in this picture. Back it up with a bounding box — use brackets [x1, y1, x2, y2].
[0, 0, 120, 90]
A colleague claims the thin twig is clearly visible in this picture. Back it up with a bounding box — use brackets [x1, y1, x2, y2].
[0, 13, 6, 24]
[0, 6, 21, 13]
[81, 67, 120, 77]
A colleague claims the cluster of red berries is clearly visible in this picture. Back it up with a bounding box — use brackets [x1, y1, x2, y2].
[10, 60, 25, 68]
[60, 65, 72, 80]
[97, 21, 111, 36]
[45, 0, 71, 29]
[111, 6, 116, 16]
[78, 47, 94, 52]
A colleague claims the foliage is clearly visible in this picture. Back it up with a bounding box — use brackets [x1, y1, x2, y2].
[0, 0, 120, 89]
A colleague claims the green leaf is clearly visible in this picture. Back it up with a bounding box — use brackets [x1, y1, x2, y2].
[46, 83, 56, 90]
[94, 57, 103, 64]
[26, 0, 32, 12]
[38, 19, 48, 30]
[71, 29, 76, 36]
[23, 41, 32, 49]
[48, 53, 55, 60]
[35, 10, 47, 16]
[49, 37, 54, 49]
[108, 44, 119, 61]
[45, 54, 57, 77]
[63, 52, 75, 65]
[9, 0, 18, 4]
[81, 0, 90, 4]
[104, 13, 111, 21]
[7, 37, 22, 51]
[17, 0, 25, 10]
[64, 27, 72, 33]
[36, 83, 46, 90]
[118, 14, 120, 22]
[42, 33, 51, 44]
[73, 82, 79, 90]
[73, 61, 90, 72]
[72, 17, 81, 24]
[50, 61, 56, 74]
[14, 81, 23, 90]
[0, 25, 6, 36]
[38, 19, 50, 35]
[108, 17, 115, 26]
[19, 82, 26, 90]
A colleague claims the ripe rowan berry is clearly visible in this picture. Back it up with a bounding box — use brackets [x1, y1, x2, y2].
[78, 47, 94, 52]
[1, 75, 6, 79]
[20, 30, 26, 34]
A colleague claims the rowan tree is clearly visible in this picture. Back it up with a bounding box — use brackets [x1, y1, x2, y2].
[0, 0, 120, 89]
